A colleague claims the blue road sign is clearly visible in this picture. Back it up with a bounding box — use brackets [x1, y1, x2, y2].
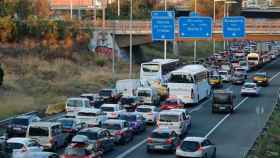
[179, 17, 213, 38]
[223, 16, 246, 39]
[151, 11, 175, 41]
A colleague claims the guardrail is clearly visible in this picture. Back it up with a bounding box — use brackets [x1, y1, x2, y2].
[0, 111, 37, 128]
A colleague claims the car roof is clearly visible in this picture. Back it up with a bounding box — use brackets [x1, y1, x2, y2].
[79, 127, 103, 133]
[160, 110, 182, 115]
[7, 138, 32, 144]
[183, 137, 206, 142]
[120, 112, 139, 116]
[152, 127, 173, 134]
[81, 93, 97, 97]
[101, 104, 119, 107]
[78, 108, 100, 113]
[214, 89, 233, 94]
[137, 105, 156, 109]
[67, 97, 89, 101]
[104, 119, 124, 124]
[244, 82, 257, 86]
[15, 114, 38, 119]
[29, 121, 61, 127]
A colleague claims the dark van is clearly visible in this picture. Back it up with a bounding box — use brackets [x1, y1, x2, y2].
[212, 90, 234, 113]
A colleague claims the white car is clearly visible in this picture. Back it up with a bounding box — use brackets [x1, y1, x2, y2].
[100, 104, 126, 119]
[219, 70, 231, 82]
[76, 108, 107, 127]
[157, 109, 191, 136]
[241, 82, 260, 96]
[135, 105, 159, 124]
[5, 138, 43, 157]
[65, 97, 91, 116]
[176, 137, 216, 158]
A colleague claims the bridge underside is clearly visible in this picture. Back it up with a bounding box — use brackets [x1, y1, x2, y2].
[241, 9, 280, 18]
[116, 34, 280, 48]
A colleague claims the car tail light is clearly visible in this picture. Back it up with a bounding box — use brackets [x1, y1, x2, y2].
[197, 144, 204, 152]
[166, 138, 173, 144]
[147, 137, 153, 144]
[147, 112, 153, 115]
[49, 137, 54, 144]
[112, 112, 117, 116]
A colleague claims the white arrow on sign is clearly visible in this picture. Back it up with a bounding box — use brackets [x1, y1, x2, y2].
[232, 33, 236, 36]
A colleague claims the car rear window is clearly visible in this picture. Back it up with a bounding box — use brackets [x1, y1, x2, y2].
[29, 127, 49, 136]
[67, 100, 83, 107]
[58, 119, 74, 128]
[159, 114, 179, 122]
[120, 98, 135, 105]
[101, 107, 114, 112]
[99, 90, 112, 97]
[164, 99, 178, 105]
[136, 108, 151, 113]
[64, 147, 87, 156]
[11, 118, 29, 126]
[77, 131, 98, 140]
[120, 115, 136, 122]
[102, 123, 121, 130]
[181, 141, 200, 152]
[244, 84, 256, 88]
[213, 93, 231, 104]
[77, 112, 98, 117]
[151, 132, 170, 139]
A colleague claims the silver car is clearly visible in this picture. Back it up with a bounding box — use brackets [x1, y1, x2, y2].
[176, 137, 216, 158]
[241, 82, 260, 96]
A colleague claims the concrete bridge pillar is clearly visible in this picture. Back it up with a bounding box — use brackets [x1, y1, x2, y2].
[173, 41, 178, 56]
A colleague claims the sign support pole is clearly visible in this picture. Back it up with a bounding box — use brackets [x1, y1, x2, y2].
[194, 0, 197, 62]
[164, 0, 167, 60]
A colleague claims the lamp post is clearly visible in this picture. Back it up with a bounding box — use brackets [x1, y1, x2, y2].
[164, 0, 167, 60]
[194, 0, 197, 62]
[70, 0, 73, 19]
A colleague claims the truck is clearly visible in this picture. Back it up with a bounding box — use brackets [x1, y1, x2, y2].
[136, 87, 160, 106]
[212, 90, 235, 113]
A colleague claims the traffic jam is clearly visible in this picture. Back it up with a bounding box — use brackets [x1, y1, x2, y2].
[0, 41, 279, 158]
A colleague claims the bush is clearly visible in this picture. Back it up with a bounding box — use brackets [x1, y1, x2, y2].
[95, 57, 107, 67]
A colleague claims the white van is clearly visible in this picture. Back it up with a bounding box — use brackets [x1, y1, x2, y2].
[136, 87, 160, 106]
[76, 108, 107, 127]
[65, 98, 91, 116]
[100, 104, 126, 119]
[26, 122, 66, 151]
[157, 109, 191, 136]
[116, 79, 140, 96]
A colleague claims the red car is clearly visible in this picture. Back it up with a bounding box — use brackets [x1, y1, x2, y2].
[160, 98, 184, 110]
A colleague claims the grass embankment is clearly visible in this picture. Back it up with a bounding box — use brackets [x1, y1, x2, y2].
[0, 51, 138, 119]
[247, 104, 280, 158]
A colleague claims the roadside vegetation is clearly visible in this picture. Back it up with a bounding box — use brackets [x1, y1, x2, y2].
[247, 103, 280, 158]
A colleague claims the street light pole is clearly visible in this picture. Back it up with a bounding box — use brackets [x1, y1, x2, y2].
[118, 0, 120, 16]
[194, 0, 197, 62]
[70, 0, 73, 19]
[129, 0, 133, 79]
[164, 0, 167, 60]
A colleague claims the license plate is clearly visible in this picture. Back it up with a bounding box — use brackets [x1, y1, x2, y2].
[220, 107, 226, 110]
[258, 81, 262, 83]
[13, 128, 21, 131]
[154, 145, 164, 149]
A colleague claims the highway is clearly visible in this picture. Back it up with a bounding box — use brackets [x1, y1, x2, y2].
[92, 58, 280, 158]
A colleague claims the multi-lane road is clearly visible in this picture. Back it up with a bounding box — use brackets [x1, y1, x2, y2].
[96, 57, 280, 158]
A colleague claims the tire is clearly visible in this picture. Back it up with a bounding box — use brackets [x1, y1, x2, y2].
[212, 148, 217, 158]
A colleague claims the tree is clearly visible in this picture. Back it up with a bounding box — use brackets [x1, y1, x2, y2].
[0, 16, 16, 42]
[34, 0, 51, 18]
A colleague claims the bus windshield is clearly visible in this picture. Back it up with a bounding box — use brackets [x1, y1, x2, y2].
[142, 64, 160, 73]
[248, 57, 258, 61]
[169, 74, 194, 83]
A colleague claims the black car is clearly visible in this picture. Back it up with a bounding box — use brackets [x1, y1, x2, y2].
[6, 115, 41, 138]
[99, 89, 121, 103]
[119, 96, 140, 112]
[147, 128, 180, 153]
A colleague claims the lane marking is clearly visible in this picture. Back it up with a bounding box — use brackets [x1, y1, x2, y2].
[115, 138, 147, 158]
[205, 70, 280, 138]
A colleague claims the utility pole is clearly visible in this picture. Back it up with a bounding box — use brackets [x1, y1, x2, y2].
[194, 0, 197, 62]
[129, 0, 133, 79]
[118, 0, 120, 16]
[70, 0, 73, 19]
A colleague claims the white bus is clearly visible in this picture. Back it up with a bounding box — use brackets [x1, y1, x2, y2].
[140, 59, 181, 83]
[247, 53, 262, 69]
[167, 65, 211, 104]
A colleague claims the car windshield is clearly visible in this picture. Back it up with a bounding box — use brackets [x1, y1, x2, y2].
[102, 123, 122, 130]
[77, 131, 97, 140]
[164, 99, 178, 105]
[99, 90, 112, 97]
[219, 71, 227, 75]
[101, 107, 114, 112]
[137, 90, 151, 97]
[255, 73, 266, 78]
[213, 93, 232, 104]
[120, 98, 135, 105]
[181, 141, 200, 152]
[67, 99, 83, 107]
[11, 118, 28, 126]
[142, 64, 160, 73]
[78, 112, 98, 117]
[159, 114, 178, 122]
[120, 115, 136, 121]
[244, 84, 256, 88]
[29, 127, 49, 136]
[210, 76, 220, 80]
[151, 132, 170, 139]
[169, 74, 194, 83]
[58, 119, 74, 128]
[136, 108, 152, 113]
[64, 147, 88, 156]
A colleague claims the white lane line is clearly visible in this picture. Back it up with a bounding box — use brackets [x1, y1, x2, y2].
[204, 97, 248, 138]
[115, 138, 147, 158]
[205, 70, 280, 138]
